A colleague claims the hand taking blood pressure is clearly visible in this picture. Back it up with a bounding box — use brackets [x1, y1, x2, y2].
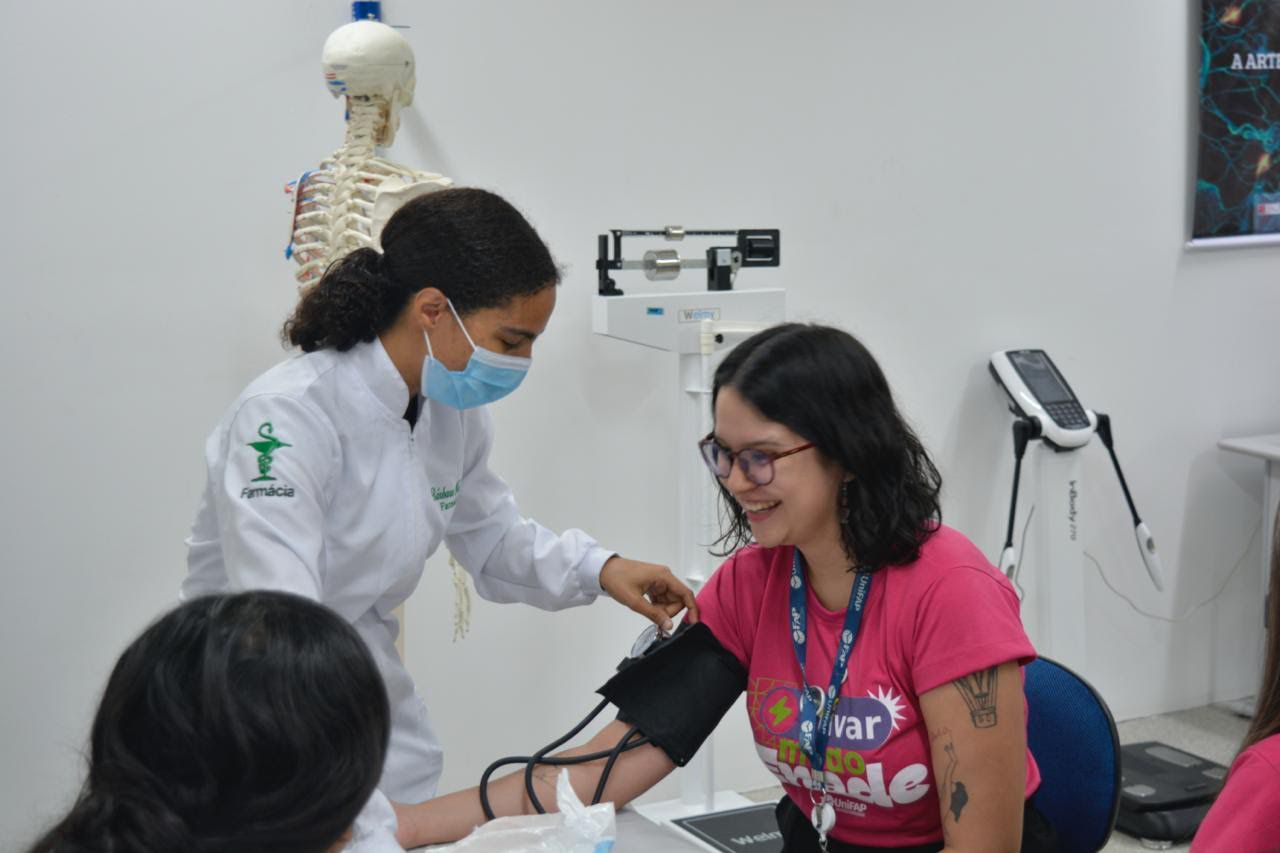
[599, 556, 699, 632]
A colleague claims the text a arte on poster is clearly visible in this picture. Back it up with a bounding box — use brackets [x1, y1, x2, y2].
[1230, 52, 1280, 70]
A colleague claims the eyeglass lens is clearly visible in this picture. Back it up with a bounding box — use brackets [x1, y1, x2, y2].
[701, 442, 775, 486]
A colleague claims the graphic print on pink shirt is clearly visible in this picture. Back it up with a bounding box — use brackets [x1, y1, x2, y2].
[750, 676, 930, 814]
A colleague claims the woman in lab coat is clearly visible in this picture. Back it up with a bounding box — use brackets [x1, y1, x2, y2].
[181, 187, 697, 822]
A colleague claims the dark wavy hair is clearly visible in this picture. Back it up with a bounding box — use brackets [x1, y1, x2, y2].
[282, 187, 560, 352]
[710, 323, 942, 572]
[1243, 503, 1280, 753]
[26, 592, 390, 853]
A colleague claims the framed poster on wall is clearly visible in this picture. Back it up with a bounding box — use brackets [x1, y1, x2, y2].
[1192, 1, 1280, 246]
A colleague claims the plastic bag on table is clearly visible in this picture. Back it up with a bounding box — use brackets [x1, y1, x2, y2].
[442, 769, 615, 852]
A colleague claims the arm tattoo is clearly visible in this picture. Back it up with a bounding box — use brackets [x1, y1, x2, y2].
[953, 665, 999, 728]
[943, 743, 970, 821]
[930, 728, 970, 826]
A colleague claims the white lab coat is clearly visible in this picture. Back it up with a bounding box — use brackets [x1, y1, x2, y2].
[183, 338, 612, 813]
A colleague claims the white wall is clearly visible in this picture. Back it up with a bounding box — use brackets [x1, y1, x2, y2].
[3, 0, 1277, 844]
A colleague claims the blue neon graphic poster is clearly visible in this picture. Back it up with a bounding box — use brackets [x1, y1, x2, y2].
[1194, 1, 1280, 242]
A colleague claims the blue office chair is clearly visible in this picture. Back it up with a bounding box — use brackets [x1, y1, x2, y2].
[1025, 656, 1122, 853]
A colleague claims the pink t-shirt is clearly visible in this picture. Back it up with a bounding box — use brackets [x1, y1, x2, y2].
[696, 525, 1040, 847]
[1192, 734, 1280, 852]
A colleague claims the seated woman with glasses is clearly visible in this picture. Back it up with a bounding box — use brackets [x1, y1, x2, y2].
[394, 323, 1058, 853]
[25, 591, 391, 853]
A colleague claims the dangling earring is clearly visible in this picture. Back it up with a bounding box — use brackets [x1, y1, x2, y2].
[840, 480, 851, 524]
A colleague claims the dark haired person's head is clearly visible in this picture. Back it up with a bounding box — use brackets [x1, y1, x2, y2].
[282, 187, 561, 401]
[1243, 504, 1280, 753]
[704, 323, 941, 571]
[27, 592, 390, 853]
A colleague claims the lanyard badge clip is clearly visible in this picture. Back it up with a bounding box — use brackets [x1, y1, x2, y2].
[811, 794, 836, 850]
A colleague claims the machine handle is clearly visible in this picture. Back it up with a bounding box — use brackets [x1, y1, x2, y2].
[1134, 521, 1164, 591]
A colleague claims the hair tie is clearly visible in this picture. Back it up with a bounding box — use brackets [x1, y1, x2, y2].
[373, 250, 400, 290]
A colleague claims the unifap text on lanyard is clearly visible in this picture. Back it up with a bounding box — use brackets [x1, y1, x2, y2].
[789, 549, 874, 851]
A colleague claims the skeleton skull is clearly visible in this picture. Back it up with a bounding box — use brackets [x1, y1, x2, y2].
[321, 20, 416, 146]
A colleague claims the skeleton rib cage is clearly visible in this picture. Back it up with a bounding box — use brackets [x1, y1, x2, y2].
[287, 95, 451, 286]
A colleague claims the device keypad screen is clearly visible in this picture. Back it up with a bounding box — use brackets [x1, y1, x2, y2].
[1009, 351, 1088, 428]
[1044, 400, 1090, 429]
[1010, 353, 1070, 401]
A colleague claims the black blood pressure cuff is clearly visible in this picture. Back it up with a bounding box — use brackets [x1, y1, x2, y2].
[596, 622, 747, 767]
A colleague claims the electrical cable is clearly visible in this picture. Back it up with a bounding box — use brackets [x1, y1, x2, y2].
[479, 754, 527, 820]
[1002, 418, 1038, 553]
[1085, 516, 1262, 623]
[1009, 503, 1036, 601]
[593, 726, 644, 806]
[1094, 414, 1143, 527]
[478, 725, 652, 819]
[1005, 506, 1260, 621]
[524, 697, 610, 814]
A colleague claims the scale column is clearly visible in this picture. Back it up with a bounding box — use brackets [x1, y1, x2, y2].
[1032, 448, 1089, 675]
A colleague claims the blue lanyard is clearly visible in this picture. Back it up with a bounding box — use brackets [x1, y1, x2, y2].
[790, 549, 873, 785]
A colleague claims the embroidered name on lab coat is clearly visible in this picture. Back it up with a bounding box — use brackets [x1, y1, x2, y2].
[431, 480, 461, 511]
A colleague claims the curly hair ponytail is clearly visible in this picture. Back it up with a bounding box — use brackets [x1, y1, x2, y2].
[283, 247, 408, 352]
[281, 187, 560, 352]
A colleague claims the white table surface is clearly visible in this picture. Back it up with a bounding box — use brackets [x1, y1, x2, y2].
[412, 803, 748, 852]
[1218, 432, 1280, 461]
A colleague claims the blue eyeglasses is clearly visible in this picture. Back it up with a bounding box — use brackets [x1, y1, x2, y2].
[698, 436, 815, 486]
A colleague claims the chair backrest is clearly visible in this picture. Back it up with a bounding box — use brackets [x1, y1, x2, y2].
[1025, 656, 1121, 853]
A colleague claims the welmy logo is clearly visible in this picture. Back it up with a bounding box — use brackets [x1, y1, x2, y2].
[678, 307, 721, 323]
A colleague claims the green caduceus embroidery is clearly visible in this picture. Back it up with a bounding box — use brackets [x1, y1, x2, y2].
[248, 422, 292, 482]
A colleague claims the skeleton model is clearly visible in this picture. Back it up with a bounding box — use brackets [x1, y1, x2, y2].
[286, 19, 452, 285]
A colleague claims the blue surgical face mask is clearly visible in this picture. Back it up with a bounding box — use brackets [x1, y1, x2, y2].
[422, 300, 531, 410]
